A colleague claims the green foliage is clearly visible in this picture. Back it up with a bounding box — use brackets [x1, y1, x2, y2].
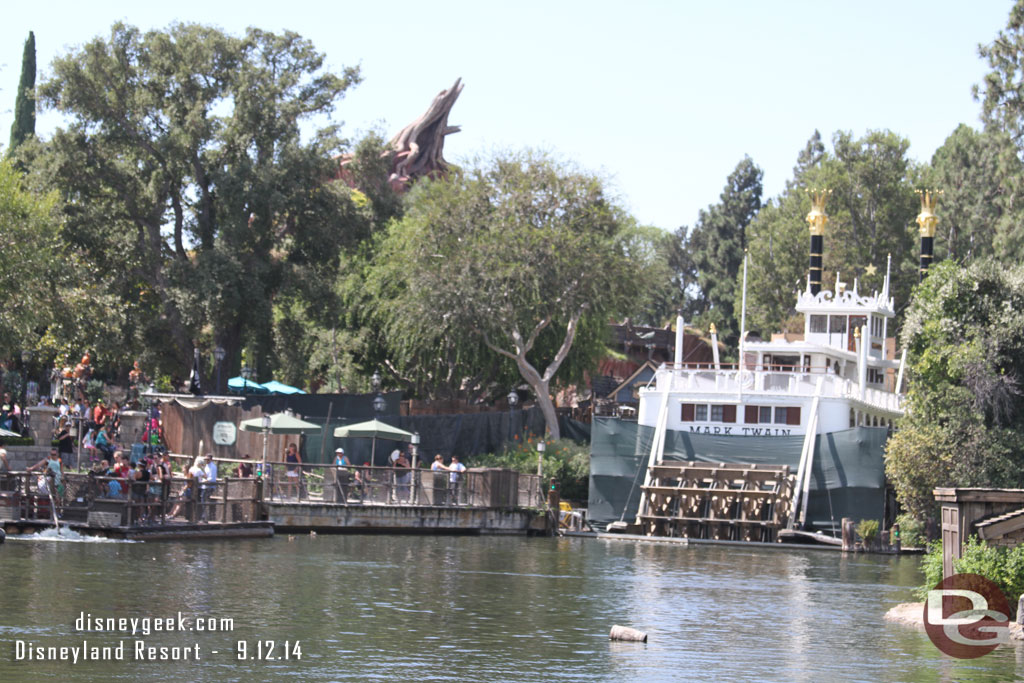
[924, 125, 1015, 263]
[0, 436, 35, 447]
[8, 31, 36, 153]
[681, 156, 762, 344]
[894, 512, 926, 548]
[367, 150, 654, 437]
[916, 541, 945, 601]
[917, 538, 1024, 615]
[470, 436, 590, 502]
[886, 260, 1024, 521]
[0, 158, 86, 359]
[32, 22, 363, 383]
[856, 518, 879, 543]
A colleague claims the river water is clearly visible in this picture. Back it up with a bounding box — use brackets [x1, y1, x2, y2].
[0, 531, 1020, 682]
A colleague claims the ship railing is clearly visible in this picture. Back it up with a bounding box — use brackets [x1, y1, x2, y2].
[651, 365, 903, 412]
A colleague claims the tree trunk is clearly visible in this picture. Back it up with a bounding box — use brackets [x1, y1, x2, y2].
[515, 357, 560, 441]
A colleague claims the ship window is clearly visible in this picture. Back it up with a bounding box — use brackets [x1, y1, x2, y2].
[681, 404, 695, 421]
[711, 405, 723, 422]
[745, 405, 758, 423]
[759, 406, 772, 423]
[775, 407, 802, 425]
[871, 315, 884, 337]
[810, 315, 827, 333]
[695, 404, 708, 421]
[722, 405, 736, 423]
[829, 315, 847, 334]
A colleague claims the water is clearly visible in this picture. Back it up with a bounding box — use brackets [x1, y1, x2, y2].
[0, 534, 1021, 681]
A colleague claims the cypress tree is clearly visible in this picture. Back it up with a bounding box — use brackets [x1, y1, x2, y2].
[8, 31, 36, 153]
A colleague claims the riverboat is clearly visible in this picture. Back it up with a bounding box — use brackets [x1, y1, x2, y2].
[588, 191, 939, 540]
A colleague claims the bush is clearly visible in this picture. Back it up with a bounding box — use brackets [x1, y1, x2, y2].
[856, 518, 880, 545]
[0, 436, 35, 447]
[470, 435, 590, 502]
[894, 512, 926, 548]
[916, 538, 1024, 618]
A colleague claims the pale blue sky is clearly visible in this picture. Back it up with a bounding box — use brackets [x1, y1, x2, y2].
[0, 1, 1013, 231]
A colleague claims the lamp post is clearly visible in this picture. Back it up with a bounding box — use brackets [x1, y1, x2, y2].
[507, 390, 518, 444]
[536, 440, 545, 477]
[411, 431, 421, 503]
[213, 346, 226, 395]
[241, 365, 254, 393]
[371, 370, 381, 394]
[259, 413, 272, 480]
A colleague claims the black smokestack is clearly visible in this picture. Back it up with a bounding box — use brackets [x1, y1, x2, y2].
[916, 190, 940, 282]
[805, 190, 830, 295]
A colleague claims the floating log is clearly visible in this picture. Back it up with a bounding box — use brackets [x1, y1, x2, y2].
[609, 625, 648, 642]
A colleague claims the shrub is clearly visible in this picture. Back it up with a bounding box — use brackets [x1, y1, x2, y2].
[470, 435, 590, 502]
[894, 512, 926, 548]
[856, 518, 880, 545]
[915, 538, 1024, 618]
[0, 436, 35, 447]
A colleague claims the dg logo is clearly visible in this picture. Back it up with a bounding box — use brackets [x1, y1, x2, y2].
[923, 573, 1011, 659]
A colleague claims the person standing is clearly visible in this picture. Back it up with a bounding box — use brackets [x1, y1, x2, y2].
[393, 450, 411, 503]
[448, 455, 466, 506]
[284, 443, 302, 500]
[200, 454, 218, 522]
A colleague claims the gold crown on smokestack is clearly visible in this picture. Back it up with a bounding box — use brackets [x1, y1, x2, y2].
[916, 189, 942, 238]
[805, 188, 831, 236]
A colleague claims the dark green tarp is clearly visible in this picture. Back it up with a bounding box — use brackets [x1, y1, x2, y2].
[589, 416, 888, 531]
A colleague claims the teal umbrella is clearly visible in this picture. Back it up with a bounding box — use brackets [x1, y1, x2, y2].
[260, 380, 306, 395]
[333, 419, 414, 465]
[227, 376, 268, 393]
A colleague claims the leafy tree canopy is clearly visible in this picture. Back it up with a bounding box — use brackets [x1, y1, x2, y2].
[29, 22, 362, 386]
[885, 259, 1024, 521]
[366, 150, 655, 438]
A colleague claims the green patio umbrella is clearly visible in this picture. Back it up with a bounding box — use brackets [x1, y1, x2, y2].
[333, 419, 413, 465]
[239, 412, 320, 434]
[239, 412, 321, 471]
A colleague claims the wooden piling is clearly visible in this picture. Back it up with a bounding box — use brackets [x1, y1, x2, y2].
[841, 517, 854, 551]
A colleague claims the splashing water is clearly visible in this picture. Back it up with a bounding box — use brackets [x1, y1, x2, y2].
[9, 526, 139, 543]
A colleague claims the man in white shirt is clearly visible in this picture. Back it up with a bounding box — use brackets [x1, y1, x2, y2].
[448, 455, 466, 506]
[200, 454, 218, 522]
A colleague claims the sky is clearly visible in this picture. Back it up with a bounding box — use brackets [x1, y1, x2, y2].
[0, 1, 1014, 232]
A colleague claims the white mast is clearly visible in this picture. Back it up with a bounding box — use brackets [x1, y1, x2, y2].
[738, 253, 748, 401]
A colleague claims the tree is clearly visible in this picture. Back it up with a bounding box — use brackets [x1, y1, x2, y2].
[885, 260, 1024, 522]
[368, 151, 651, 439]
[924, 124, 1018, 263]
[975, 2, 1024, 261]
[34, 23, 361, 385]
[8, 31, 36, 154]
[683, 156, 762, 343]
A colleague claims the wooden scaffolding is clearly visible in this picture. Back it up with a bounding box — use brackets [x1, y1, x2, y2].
[637, 461, 795, 542]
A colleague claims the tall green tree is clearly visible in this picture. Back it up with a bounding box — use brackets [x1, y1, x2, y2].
[975, 0, 1024, 261]
[683, 156, 762, 343]
[34, 23, 361, 386]
[885, 259, 1024, 521]
[924, 124, 1019, 263]
[8, 31, 36, 154]
[367, 151, 653, 438]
